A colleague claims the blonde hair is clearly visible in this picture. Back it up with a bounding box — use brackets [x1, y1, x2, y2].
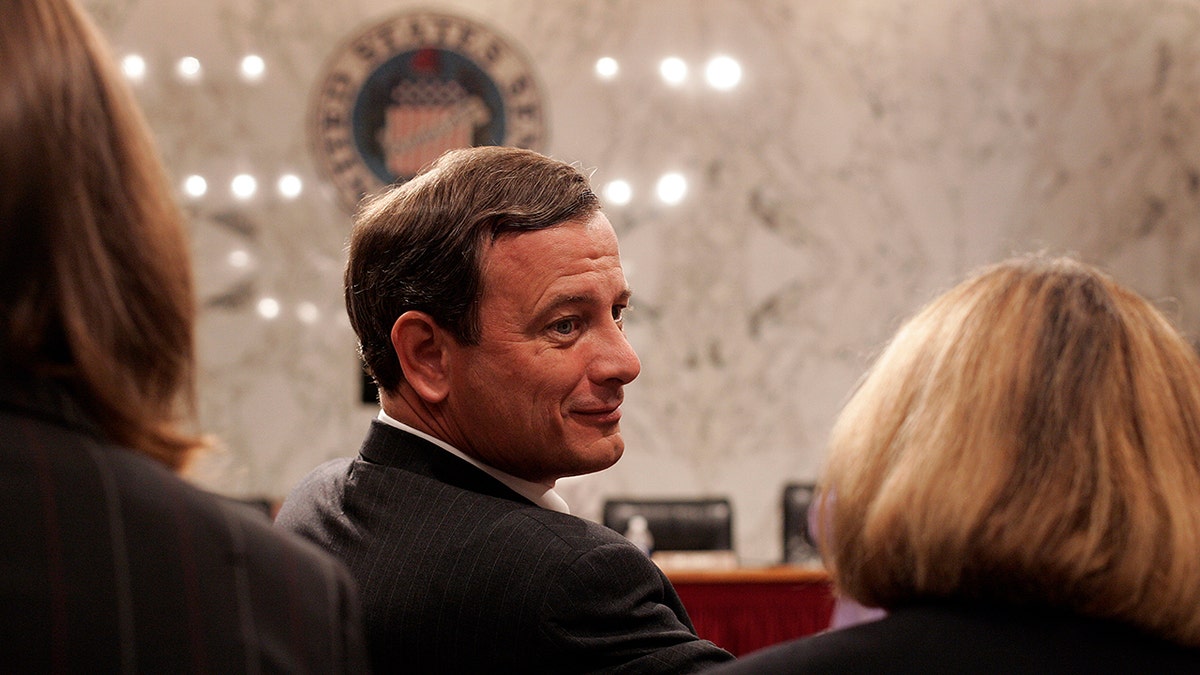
[0, 0, 201, 469]
[820, 255, 1200, 646]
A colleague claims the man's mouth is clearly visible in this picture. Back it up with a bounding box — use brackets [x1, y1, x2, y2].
[571, 404, 622, 425]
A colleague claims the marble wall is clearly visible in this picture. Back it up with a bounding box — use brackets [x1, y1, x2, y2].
[85, 0, 1200, 565]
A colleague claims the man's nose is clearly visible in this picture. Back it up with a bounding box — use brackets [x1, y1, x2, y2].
[593, 324, 641, 385]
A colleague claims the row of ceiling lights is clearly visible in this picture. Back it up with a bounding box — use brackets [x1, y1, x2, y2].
[122, 50, 744, 209]
[594, 55, 743, 90]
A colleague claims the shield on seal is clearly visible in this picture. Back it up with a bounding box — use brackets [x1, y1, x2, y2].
[376, 79, 490, 176]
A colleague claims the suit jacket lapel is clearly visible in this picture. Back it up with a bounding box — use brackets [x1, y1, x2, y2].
[357, 420, 535, 506]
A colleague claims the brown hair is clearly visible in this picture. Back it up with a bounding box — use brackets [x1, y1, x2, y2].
[0, 0, 201, 469]
[819, 255, 1200, 646]
[345, 145, 601, 392]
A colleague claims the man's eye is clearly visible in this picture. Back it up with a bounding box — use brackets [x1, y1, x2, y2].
[612, 305, 628, 322]
[551, 318, 578, 335]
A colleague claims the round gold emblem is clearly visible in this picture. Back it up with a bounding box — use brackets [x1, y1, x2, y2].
[309, 12, 547, 213]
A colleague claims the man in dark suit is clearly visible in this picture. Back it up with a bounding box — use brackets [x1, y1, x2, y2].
[276, 146, 733, 673]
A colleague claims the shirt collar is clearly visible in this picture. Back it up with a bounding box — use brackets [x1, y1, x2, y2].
[376, 409, 570, 514]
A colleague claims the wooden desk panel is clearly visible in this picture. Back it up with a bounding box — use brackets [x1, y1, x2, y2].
[667, 566, 835, 657]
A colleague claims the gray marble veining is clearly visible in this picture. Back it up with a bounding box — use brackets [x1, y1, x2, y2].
[84, 0, 1200, 564]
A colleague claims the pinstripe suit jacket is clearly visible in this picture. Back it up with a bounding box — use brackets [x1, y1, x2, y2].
[0, 377, 369, 674]
[275, 420, 734, 674]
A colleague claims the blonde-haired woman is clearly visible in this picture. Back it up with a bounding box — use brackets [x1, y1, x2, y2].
[0, 1, 366, 670]
[713, 255, 1200, 673]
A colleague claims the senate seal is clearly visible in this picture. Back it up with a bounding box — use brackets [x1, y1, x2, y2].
[309, 12, 548, 213]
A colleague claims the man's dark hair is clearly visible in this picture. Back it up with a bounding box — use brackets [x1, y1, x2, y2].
[346, 145, 601, 392]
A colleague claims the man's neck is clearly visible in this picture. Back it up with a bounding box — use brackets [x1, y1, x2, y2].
[375, 407, 570, 514]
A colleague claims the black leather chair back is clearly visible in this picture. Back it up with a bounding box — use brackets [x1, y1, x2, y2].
[602, 498, 733, 551]
[782, 482, 820, 564]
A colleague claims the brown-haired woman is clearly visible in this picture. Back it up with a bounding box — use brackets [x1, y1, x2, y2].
[712, 255, 1200, 673]
[0, 1, 367, 671]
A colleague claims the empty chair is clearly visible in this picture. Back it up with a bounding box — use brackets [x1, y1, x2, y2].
[603, 498, 734, 551]
[782, 483, 820, 565]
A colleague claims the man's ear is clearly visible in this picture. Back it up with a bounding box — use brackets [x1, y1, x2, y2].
[391, 310, 451, 403]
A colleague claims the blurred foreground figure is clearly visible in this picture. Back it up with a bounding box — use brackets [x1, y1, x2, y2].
[0, 1, 367, 671]
[713, 255, 1200, 674]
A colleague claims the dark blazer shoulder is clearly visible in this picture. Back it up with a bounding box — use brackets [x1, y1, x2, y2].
[277, 420, 731, 673]
[708, 602, 1200, 675]
[0, 377, 368, 673]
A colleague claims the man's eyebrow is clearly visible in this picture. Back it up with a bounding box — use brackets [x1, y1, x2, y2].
[534, 288, 633, 319]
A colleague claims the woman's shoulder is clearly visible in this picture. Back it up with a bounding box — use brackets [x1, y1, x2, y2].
[708, 601, 1200, 675]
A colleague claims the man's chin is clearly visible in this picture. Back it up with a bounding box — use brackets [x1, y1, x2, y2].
[563, 436, 624, 477]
